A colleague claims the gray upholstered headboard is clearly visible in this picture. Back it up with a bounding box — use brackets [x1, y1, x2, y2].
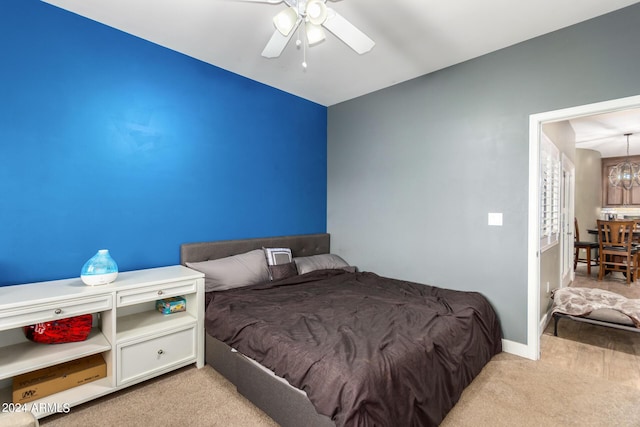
[180, 233, 330, 265]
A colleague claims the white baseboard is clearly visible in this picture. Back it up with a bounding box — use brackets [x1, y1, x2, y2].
[501, 339, 537, 360]
[501, 310, 553, 361]
[540, 311, 550, 333]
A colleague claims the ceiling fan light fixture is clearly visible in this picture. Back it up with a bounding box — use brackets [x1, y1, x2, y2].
[306, 23, 325, 45]
[306, 0, 327, 25]
[273, 7, 298, 36]
[259, 0, 374, 60]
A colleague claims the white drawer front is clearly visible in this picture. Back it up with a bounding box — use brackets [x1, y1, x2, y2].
[0, 295, 112, 330]
[116, 279, 197, 307]
[117, 325, 196, 385]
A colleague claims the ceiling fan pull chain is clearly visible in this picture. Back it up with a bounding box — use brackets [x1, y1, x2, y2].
[302, 24, 308, 69]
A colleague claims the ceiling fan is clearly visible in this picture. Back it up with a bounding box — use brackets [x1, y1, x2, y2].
[243, 0, 375, 59]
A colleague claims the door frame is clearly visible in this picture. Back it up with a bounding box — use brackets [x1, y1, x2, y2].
[561, 154, 575, 288]
[527, 94, 640, 360]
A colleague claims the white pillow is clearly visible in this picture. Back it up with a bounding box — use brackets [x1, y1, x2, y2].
[186, 249, 270, 292]
[263, 247, 293, 266]
[294, 254, 351, 275]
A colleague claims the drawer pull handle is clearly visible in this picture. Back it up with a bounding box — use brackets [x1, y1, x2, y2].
[54, 308, 62, 315]
[157, 290, 164, 296]
[157, 349, 164, 355]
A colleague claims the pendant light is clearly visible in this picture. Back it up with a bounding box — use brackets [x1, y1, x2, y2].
[608, 133, 640, 190]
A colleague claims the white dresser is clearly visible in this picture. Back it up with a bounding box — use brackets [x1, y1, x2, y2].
[0, 265, 204, 418]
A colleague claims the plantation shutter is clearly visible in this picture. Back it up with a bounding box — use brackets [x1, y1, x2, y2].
[540, 133, 560, 252]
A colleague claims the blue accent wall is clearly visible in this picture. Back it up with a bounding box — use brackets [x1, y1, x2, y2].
[0, 1, 327, 286]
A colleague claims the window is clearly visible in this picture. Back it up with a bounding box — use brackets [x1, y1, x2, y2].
[540, 133, 560, 252]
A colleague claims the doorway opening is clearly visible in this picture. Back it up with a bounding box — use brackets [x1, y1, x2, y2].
[527, 94, 640, 361]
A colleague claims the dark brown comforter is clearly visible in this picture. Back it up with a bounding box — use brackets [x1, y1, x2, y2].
[205, 269, 502, 427]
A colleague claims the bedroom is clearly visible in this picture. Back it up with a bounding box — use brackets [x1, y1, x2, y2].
[2, 0, 640, 425]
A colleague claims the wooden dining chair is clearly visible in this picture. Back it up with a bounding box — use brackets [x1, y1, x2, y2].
[574, 218, 599, 275]
[597, 220, 639, 285]
[633, 219, 640, 244]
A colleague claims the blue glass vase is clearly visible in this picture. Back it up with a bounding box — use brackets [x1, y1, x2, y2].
[80, 249, 118, 286]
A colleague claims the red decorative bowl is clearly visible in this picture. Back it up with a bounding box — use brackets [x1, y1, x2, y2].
[23, 314, 93, 344]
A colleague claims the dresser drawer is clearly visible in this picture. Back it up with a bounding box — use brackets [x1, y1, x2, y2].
[0, 295, 112, 330]
[116, 279, 197, 307]
[116, 325, 196, 385]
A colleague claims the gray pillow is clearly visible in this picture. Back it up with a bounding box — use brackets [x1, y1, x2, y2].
[294, 254, 352, 275]
[269, 262, 299, 281]
[186, 249, 270, 292]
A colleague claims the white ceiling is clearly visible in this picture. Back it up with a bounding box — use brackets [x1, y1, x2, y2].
[42, 0, 640, 107]
[571, 108, 640, 158]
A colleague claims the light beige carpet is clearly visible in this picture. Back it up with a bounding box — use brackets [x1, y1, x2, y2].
[441, 353, 640, 427]
[40, 352, 640, 427]
[40, 366, 277, 427]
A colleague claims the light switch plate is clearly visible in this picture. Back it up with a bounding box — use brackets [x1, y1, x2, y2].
[488, 212, 503, 226]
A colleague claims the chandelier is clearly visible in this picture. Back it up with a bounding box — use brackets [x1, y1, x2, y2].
[608, 133, 639, 190]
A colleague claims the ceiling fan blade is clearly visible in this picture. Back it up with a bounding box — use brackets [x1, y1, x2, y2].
[261, 19, 301, 58]
[322, 8, 374, 54]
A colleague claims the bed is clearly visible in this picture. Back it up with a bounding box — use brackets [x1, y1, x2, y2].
[180, 233, 502, 427]
[551, 287, 640, 336]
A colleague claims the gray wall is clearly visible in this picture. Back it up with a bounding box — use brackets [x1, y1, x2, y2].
[327, 4, 640, 344]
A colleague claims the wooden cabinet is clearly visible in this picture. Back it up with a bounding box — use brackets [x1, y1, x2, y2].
[602, 155, 640, 206]
[0, 265, 204, 418]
